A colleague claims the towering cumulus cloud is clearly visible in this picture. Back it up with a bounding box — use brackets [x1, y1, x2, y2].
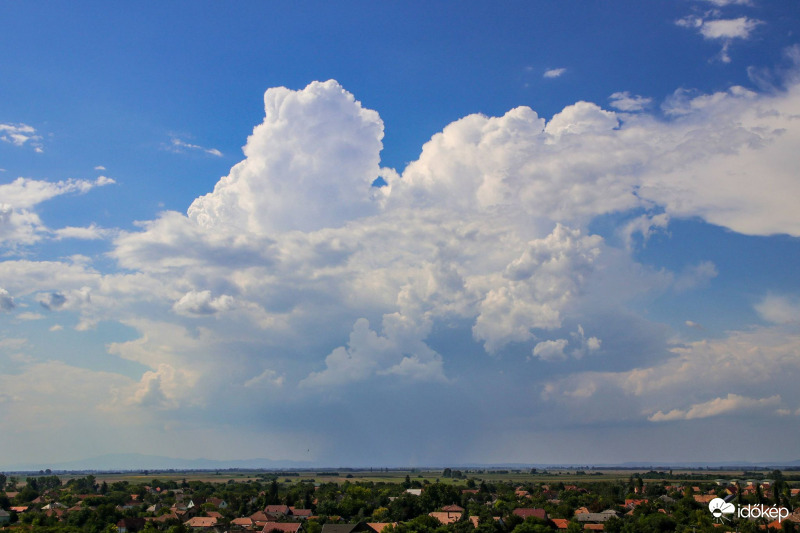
[5, 73, 800, 464]
[188, 80, 384, 234]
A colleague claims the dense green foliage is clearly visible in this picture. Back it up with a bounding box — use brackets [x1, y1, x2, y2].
[1, 471, 798, 533]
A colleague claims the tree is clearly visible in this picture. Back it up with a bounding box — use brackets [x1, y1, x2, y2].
[511, 520, 550, 533]
[267, 479, 279, 505]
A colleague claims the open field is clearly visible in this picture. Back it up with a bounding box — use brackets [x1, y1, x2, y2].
[28, 468, 782, 486]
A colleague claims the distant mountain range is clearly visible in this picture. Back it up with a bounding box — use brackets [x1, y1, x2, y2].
[2, 453, 799, 472]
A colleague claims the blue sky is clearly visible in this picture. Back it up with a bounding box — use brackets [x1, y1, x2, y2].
[2, 1, 800, 467]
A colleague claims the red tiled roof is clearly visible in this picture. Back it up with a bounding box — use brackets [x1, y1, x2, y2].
[263, 523, 302, 533]
[552, 519, 570, 530]
[429, 512, 462, 525]
[584, 525, 604, 531]
[149, 512, 179, 523]
[513, 508, 547, 521]
[185, 517, 218, 528]
[624, 499, 647, 507]
[251, 512, 278, 524]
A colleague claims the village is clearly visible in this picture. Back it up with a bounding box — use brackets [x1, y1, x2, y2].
[1, 470, 799, 533]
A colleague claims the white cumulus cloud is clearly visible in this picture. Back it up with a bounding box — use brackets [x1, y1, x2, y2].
[609, 91, 653, 112]
[543, 68, 566, 79]
[649, 394, 781, 421]
[676, 15, 762, 62]
[188, 80, 384, 234]
[0, 123, 43, 152]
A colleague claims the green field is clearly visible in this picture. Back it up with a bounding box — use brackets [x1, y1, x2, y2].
[34, 467, 769, 487]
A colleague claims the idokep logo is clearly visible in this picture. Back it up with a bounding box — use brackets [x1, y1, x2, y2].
[709, 498, 735, 522]
[738, 504, 790, 523]
[708, 498, 790, 523]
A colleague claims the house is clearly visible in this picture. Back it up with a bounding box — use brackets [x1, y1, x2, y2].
[0, 510, 10, 525]
[10, 506, 28, 514]
[290, 508, 313, 519]
[187, 498, 206, 509]
[250, 511, 279, 527]
[42, 502, 66, 510]
[231, 517, 256, 530]
[44, 508, 66, 520]
[119, 500, 140, 511]
[149, 511, 179, 524]
[575, 510, 619, 523]
[693, 495, 715, 504]
[185, 516, 219, 530]
[583, 525, 604, 531]
[442, 505, 464, 513]
[320, 524, 371, 533]
[658, 495, 675, 505]
[405, 489, 422, 496]
[429, 512, 462, 525]
[552, 519, 570, 530]
[624, 499, 647, 509]
[117, 517, 147, 533]
[264, 523, 304, 533]
[512, 508, 548, 521]
[207, 498, 228, 509]
[265, 505, 291, 516]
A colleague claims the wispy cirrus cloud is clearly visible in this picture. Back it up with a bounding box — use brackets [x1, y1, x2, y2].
[166, 137, 223, 157]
